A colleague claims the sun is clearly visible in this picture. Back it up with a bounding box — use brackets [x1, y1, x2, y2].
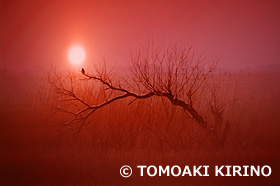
[68, 45, 86, 65]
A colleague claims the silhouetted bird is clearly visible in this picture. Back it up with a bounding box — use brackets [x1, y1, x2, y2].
[81, 68, 85, 74]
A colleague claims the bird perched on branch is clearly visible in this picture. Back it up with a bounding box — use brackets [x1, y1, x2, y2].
[81, 68, 85, 74]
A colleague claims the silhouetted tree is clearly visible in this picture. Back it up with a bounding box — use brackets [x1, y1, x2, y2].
[47, 42, 230, 144]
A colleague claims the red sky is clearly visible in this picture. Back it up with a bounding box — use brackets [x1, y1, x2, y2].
[1, 0, 280, 72]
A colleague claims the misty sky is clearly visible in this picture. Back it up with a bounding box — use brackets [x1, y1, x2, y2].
[1, 0, 280, 72]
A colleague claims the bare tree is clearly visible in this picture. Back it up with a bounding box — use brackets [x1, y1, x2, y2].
[47, 42, 230, 144]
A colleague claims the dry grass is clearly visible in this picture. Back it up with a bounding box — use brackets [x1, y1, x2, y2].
[0, 72, 279, 185]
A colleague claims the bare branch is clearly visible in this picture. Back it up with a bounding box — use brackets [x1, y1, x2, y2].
[47, 41, 230, 144]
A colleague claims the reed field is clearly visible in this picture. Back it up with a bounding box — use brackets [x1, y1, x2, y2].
[0, 71, 279, 185]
